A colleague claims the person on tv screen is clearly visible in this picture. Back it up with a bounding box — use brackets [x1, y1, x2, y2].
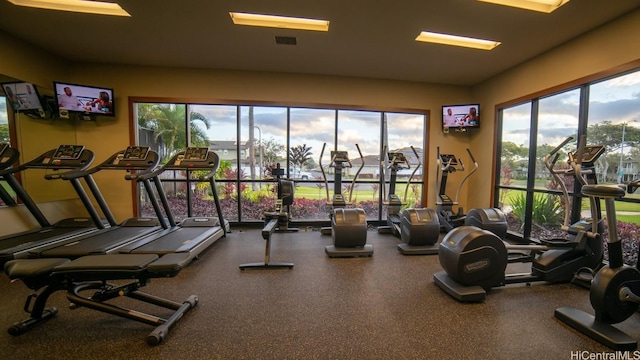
[443, 108, 458, 127]
[24, 84, 41, 109]
[58, 86, 82, 110]
[4, 86, 23, 110]
[85, 91, 112, 113]
[459, 107, 478, 126]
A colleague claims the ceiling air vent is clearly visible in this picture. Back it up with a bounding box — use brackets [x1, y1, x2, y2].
[275, 36, 297, 45]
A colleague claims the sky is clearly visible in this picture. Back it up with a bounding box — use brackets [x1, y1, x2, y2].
[501, 70, 640, 150]
[189, 104, 426, 163]
[0, 98, 7, 126]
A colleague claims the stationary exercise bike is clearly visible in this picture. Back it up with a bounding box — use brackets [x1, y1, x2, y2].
[319, 143, 372, 258]
[555, 179, 640, 351]
[436, 148, 478, 232]
[239, 164, 296, 270]
[376, 146, 440, 255]
[433, 137, 605, 302]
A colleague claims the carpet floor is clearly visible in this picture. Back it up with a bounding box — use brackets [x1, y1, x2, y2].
[1, 226, 638, 360]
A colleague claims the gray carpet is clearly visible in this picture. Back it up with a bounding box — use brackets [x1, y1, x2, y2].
[1, 227, 638, 360]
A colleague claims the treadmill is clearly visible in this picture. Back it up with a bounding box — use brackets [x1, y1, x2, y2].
[117, 147, 227, 260]
[30, 146, 168, 259]
[0, 144, 106, 265]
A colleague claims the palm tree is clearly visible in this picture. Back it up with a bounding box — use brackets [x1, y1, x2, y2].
[289, 144, 313, 176]
[137, 103, 211, 161]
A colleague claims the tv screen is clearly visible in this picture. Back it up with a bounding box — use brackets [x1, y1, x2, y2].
[2, 81, 44, 114]
[442, 104, 480, 129]
[54, 81, 114, 116]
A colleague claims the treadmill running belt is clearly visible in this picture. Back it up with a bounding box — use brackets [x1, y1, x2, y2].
[129, 226, 224, 255]
[0, 227, 94, 254]
[37, 226, 160, 258]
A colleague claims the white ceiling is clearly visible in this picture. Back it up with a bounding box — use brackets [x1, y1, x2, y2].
[1, 0, 639, 86]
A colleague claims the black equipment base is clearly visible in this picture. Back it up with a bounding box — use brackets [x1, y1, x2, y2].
[554, 306, 637, 351]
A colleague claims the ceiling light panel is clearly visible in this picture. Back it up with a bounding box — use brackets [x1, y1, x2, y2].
[7, 0, 131, 16]
[415, 31, 501, 50]
[477, 0, 570, 13]
[230, 12, 329, 32]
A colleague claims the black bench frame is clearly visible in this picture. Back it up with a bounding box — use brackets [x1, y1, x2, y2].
[4, 253, 197, 345]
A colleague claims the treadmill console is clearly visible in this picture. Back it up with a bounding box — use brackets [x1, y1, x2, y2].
[0, 143, 19, 169]
[45, 145, 90, 167]
[122, 146, 150, 160]
[52, 145, 84, 160]
[183, 147, 209, 161]
[110, 146, 158, 169]
[170, 147, 218, 169]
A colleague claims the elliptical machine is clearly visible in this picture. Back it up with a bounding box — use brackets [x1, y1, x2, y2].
[436, 148, 478, 232]
[433, 137, 604, 302]
[377, 146, 440, 255]
[240, 164, 296, 270]
[319, 143, 372, 258]
[555, 180, 640, 351]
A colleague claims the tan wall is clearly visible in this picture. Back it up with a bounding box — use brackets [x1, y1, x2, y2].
[467, 9, 640, 209]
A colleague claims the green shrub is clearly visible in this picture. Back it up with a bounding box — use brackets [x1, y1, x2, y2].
[511, 192, 564, 227]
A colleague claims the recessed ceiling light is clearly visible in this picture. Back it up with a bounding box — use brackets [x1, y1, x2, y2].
[229, 12, 329, 32]
[415, 31, 501, 50]
[7, 0, 130, 17]
[477, 0, 570, 13]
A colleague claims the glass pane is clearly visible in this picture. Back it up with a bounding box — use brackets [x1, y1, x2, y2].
[534, 89, 580, 190]
[588, 70, 640, 185]
[498, 104, 532, 239]
[337, 109, 381, 220]
[500, 103, 531, 189]
[1, 96, 8, 143]
[290, 108, 335, 221]
[188, 104, 238, 221]
[0, 96, 10, 206]
[239, 106, 287, 221]
[384, 112, 426, 212]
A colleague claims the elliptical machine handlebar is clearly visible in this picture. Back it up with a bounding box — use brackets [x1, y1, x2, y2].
[466, 148, 477, 164]
[454, 148, 478, 204]
[319, 143, 331, 202]
[350, 144, 365, 203]
[627, 179, 640, 194]
[403, 146, 422, 204]
[544, 136, 575, 230]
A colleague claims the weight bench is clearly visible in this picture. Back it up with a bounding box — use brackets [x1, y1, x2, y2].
[3, 253, 197, 345]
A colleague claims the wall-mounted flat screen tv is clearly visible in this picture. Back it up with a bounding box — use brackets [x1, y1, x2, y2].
[442, 104, 480, 130]
[2, 82, 44, 117]
[54, 81, 114, 116]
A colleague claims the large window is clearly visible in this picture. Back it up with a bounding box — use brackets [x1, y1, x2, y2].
[1, 95, 10, 206]
[135, 102, 426, 224]
[495, 69, 640, 262]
